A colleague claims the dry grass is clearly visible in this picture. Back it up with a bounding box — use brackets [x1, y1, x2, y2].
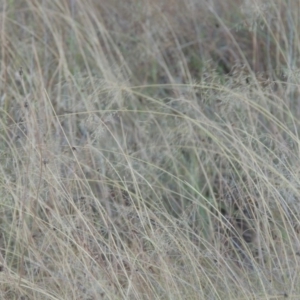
[0, 0, 300, 299]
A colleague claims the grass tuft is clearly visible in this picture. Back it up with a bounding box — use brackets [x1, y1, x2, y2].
[1, 0, 300, 299]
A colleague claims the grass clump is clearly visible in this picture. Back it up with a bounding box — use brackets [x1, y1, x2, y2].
[0, 0, 300, 299]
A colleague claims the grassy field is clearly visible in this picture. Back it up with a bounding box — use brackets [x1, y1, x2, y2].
[1, 0, 300, 299]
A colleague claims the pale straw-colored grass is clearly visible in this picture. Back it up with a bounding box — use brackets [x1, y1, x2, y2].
[0, 0, 300, 299]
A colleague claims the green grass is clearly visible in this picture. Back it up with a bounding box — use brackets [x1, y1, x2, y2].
[0, 0, 300, 299]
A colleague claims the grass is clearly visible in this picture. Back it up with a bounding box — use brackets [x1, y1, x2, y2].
[0, 0, 300, 299]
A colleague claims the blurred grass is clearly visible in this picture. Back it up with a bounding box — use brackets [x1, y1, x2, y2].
[0, 0, 300, 299]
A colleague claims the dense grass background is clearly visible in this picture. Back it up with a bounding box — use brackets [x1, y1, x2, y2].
[1, 0, 300, 299]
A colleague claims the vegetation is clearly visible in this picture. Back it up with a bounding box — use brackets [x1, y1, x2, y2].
[0, 0, 300, 299]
